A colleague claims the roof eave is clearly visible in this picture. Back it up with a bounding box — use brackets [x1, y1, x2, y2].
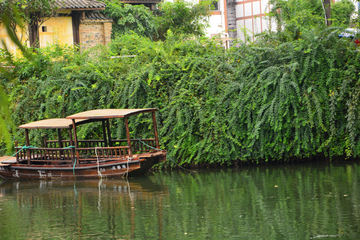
[61, 7, 105, 11]
[120, 1, 161, 3]
[66, 109, 158, 120]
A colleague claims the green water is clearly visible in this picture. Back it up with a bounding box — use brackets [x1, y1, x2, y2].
[1, 162, 360, 239]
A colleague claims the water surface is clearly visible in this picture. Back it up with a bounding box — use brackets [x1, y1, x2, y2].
[1, 162, 360, 239]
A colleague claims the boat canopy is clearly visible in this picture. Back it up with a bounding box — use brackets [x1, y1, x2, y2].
[19, 118, 87, 129]
[66, 109, 157, 120]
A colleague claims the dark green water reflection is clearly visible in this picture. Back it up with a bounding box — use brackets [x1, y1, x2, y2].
[1, 162, 360, 239]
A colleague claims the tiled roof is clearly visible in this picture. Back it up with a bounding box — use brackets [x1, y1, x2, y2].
[120, 0, 162, 2]
[0, 0, 106, 12]
[82, 11, 112, 22]
[54, 0, 106, 10]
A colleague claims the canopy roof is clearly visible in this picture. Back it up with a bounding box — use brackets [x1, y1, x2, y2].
[19, 118, 87, 129]
[67, 109, 157, 119]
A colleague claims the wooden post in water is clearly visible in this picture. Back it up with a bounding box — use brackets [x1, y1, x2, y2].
[124, 117, 133, 157]
[152, 111, 160, 149]
[72, 119, 80, 164]
[25, 129, 31, 166]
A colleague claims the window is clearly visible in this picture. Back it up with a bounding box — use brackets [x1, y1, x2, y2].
[211, 1, 219, 11]
[42, 26, 47, 32]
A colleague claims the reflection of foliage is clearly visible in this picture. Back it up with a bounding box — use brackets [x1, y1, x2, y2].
[150, 164, 360, 238]
[1, 164, 360, 238]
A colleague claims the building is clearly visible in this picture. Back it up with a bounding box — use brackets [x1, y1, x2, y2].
[0, 0, 113, 54]
[163, 0, 275, 47]
[204, 0, 275, 44]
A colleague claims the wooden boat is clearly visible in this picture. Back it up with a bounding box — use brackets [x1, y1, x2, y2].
[0, 109, 166, 180]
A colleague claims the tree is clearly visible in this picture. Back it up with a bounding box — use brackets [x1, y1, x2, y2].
[155, 0, 211, 40]
[269, 0, 325, 39]
[0, 6, 33, 155]
[103, 1, 158, 40]
[102, 0, 211, 41]
[0, 0, 57, 47]
[269, 0, 356, 40]
[331, 0, 355, 27]
[322, 0, 331, 26]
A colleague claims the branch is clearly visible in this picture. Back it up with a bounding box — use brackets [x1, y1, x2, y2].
[320, 0, 328, 26]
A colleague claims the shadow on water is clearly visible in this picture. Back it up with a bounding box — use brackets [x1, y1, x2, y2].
[0, 162, 360, 239]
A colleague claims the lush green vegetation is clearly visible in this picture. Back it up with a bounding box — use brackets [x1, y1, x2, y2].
[270, 0, 355, 39]
[0, 3, 35, 155]
[331, 0, 356, 27]
[102, 0, 211, 41]
[103, 2, 158, 40]
[2, 27, 360, 165]
[1, 1, 360, 166]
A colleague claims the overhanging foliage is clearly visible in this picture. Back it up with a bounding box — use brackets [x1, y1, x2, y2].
[2, 28, 360, 165]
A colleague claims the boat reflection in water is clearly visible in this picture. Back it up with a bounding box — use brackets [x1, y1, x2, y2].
[0, 178, 169, 239]
[0, 177, 168, 202]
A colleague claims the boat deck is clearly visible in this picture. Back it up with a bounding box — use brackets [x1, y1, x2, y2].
[0, 156, 16, 166]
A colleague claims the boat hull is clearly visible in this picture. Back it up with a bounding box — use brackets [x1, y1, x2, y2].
[0, 151, 166, 180]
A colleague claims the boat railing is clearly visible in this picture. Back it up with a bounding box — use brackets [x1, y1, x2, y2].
[15, 138, 157, 164]
[15, 147, 73, 163]
[111, 139, 157, 153]
[46, 140, 105, 148]
[45, 139, 155, 152]
[76, 146, 130, 162]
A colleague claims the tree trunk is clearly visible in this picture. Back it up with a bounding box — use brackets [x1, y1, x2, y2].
[29, 13, 39, 48]
[324, 0, 331, 26]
